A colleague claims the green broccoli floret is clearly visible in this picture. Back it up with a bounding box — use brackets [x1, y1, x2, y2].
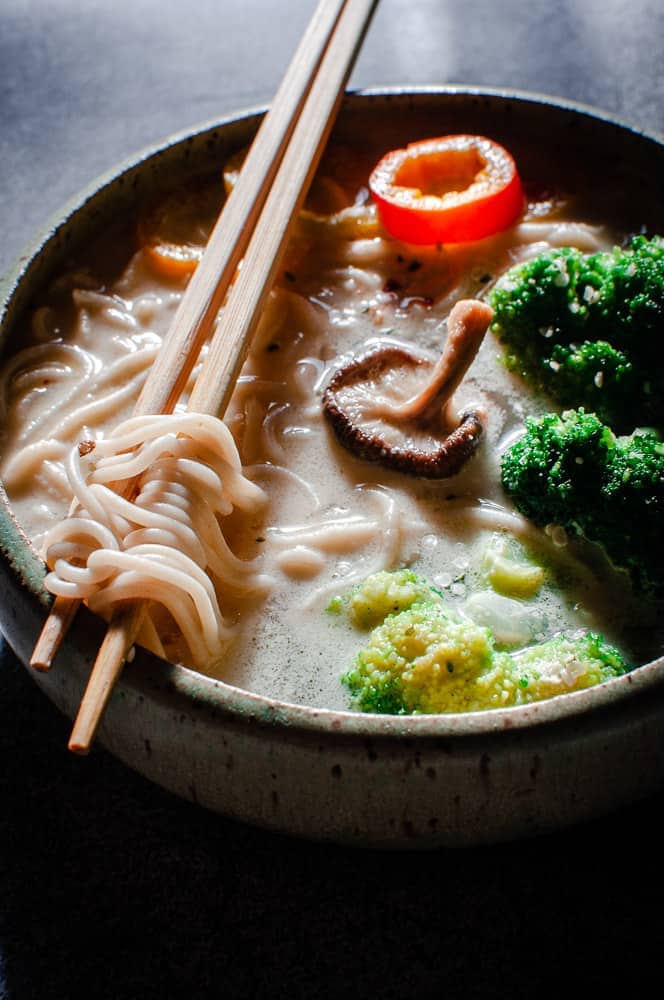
[338, 571, 630, 714]
[600, 429, 664, 596]
[327, 568, 444, 629]
[500, 409, 614, 525]
[501, 409, 664, 598]
[489, 236, 664, 430]
[546, 340, 638, 425]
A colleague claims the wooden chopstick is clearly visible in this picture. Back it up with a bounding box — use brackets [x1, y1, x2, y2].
[66, 0, 378, 753]
[189, 0, 377, 416]
[29, 0, 350, 674]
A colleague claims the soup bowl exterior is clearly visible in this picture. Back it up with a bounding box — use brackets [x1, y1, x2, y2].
[1, 89, 664, 847]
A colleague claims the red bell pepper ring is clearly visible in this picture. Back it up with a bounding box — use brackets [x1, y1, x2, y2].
[369, 134, 524, 245]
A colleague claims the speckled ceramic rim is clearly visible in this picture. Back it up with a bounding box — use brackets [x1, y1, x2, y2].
[2, 86, 663, 744]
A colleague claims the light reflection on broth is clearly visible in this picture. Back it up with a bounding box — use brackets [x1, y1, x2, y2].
[0, 140, 661, 711]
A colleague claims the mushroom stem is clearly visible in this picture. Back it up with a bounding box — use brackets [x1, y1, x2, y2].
[322, 297, 494, 479]
[379, 299, 493, 424]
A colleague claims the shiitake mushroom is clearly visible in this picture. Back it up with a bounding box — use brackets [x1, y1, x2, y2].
[322, 299, 493, 478]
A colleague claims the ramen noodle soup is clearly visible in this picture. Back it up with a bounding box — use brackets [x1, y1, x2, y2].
[0, 132, 661, 713]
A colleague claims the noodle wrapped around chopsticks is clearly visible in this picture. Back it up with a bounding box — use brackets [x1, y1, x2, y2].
[42, 412, 271, 670]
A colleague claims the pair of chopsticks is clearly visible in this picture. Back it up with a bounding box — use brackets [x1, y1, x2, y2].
[30, 0, 379, 753]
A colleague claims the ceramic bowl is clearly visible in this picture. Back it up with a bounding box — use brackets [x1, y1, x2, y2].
[1, 89, 664, 847]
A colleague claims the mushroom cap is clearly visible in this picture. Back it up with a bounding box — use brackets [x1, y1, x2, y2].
[322, 346, 484, 479]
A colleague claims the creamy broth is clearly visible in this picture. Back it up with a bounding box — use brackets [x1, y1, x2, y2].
[1, 144, 661, 709]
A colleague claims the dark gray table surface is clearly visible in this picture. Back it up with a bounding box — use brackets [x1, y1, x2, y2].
[1, 2, 663, 997]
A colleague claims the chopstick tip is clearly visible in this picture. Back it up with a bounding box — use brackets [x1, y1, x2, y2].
[29, 655, 52, 673]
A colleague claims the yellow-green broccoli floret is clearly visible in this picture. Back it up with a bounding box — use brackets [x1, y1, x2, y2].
[328, 568, 444, 629]
[342, 603, 496, 714]
[337, 571, 630, 714]
[511, 633, 628, 703]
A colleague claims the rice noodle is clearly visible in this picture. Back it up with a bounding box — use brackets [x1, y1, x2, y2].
[41, 412, 271, 669]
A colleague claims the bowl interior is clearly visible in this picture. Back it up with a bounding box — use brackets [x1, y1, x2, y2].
[1, 89, 663, 741]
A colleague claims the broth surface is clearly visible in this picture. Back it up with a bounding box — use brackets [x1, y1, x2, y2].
[1, 140, 661, 709]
